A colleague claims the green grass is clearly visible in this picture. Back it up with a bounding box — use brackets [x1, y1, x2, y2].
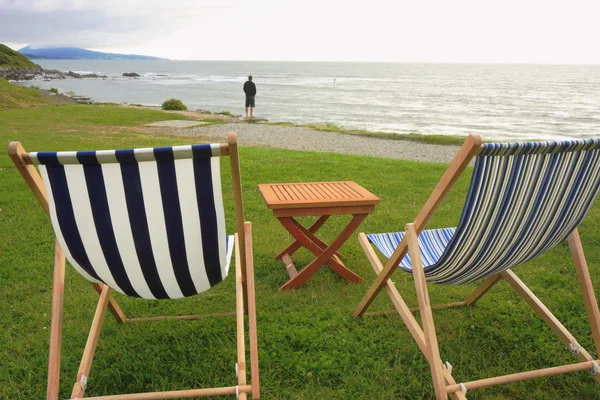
[305, 122, 466, 145]
[0, 79, 59, 110]
[201, 118, 228, 125]
[2, 105, 600, 399]
[216, 111, 235, 117]
[0, 103, 186, 142]
[0, 44, 39, 70]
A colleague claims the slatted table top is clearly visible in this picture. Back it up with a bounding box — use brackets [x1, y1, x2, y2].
[258, 181, 380, 209]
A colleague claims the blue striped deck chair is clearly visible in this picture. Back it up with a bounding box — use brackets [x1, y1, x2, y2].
[8, 133, 260, 400]
[353, 134, 600, 400]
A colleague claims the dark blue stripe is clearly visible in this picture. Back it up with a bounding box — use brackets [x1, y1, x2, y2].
[191, 144, 213, 159]
[44, 159, 102, 282]
[78, 152, 139, 297]
[76, 151, 99, 165]
[154, 148, 196, 297]
[36, 152, 61, 166]
[154, 146, 175, 161]
[116, 149, 169, 299]
[192, 147, 222, 286]
[115, 149, 137, 163]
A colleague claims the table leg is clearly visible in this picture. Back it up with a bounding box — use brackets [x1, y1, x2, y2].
[281, 253, 298, 279]
[278, 214, 367, 290]
[286, 218, 363, 282]
[287, 218, 344, 259]
[275, 215, 341, 260]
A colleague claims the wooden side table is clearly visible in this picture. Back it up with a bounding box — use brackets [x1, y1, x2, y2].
[258, 181, 380, 290]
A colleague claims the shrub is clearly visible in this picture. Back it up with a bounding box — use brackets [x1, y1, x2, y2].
[49, 88, 58, 93]
[161, 98, 187, 111]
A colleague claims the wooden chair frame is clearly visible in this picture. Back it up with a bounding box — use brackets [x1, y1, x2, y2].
[353, 134, 600, 399]
[9, 133, 260, 400]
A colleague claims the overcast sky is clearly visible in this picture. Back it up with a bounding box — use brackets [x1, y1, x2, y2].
[1, 0, 599, 63]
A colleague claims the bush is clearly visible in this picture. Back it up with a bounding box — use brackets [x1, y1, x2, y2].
[161, 98, 187, 111]
[49, 88, 58, 93]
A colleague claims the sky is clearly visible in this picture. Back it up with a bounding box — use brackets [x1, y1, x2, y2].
[1, 0, 600, 63]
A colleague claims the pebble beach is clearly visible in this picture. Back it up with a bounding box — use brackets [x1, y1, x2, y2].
[141, 121, 462, 164]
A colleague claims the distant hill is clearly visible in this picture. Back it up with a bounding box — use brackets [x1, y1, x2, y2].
[19, 46, 166, 60]
[0, 44, 41, 70]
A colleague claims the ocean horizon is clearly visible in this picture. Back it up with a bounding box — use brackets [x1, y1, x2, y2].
[18, 60, 600, 141]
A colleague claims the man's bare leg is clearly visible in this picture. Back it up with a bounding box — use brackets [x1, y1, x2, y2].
[245, 107, 248, 119]
[250, 107, 254, 119]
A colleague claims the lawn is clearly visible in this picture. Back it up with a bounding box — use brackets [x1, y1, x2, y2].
[1, 104, 600, 399]
[0, 79, 60, 110]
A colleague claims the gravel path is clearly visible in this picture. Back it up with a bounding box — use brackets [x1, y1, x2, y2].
[142, 122, 461, 164]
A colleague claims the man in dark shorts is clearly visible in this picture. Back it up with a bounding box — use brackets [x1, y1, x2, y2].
[243, 75, 256, 119]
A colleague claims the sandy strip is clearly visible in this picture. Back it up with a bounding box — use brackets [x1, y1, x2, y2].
[141, 122, 462, 164]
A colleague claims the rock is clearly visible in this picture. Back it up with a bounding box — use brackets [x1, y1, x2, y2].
[0, 66, 43, 81]
[0, 66, 103, 81]
[123, 72, 141, 77]
[66, 71, 107, 79]
[42, 69, 67, 79]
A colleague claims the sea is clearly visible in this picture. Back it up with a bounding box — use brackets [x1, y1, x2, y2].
[18, 60, 600, 141]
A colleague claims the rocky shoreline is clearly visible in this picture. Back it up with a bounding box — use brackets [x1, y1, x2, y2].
[0, 66, 106, 81]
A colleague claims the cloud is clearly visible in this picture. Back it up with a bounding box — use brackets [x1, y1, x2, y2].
[1, 0, 599, 62]
[0, 9, 148, 47]
[0, 0, 225, 51]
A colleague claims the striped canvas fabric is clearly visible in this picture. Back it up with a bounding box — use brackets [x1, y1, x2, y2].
[368, 138, 600, 285]
[32, 144, 234, 299]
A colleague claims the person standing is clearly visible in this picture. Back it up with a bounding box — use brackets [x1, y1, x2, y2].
[243, 75, 256, 119]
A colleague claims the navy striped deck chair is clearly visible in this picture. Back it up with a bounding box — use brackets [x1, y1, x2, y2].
[9, 133, 260, 400]
[353, 134, 600, 400]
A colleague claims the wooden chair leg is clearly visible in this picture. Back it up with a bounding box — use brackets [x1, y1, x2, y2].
[91, 283, 126, 323]
[407, 224, 447, 400]
[47, 240, 66, 400]
[569, 229, 600, 358]
[358, 233, 465, 399]
[464, 274, 503, 306]
[244, 222, 260, 399]
[234, 233, 248, 400]
[501, 269, 600, 382]
[71, 285, 112, 399]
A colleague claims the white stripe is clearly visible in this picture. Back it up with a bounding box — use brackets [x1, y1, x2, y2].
[62, 165, 124, 293]
[174, 158, 210, 293]
[133, 148, 157, 163]
[173, 145, 193, 160]
[224, 235, 234, 277]
[56, 152, 78, 164]
[101, 163, 155, 299]
[39, 165, 99, 283]
[95, 150, 118, 164]
[210, 143, 221, 157]
[210, 157, 228, 277]
[137, 161, 183, 298]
